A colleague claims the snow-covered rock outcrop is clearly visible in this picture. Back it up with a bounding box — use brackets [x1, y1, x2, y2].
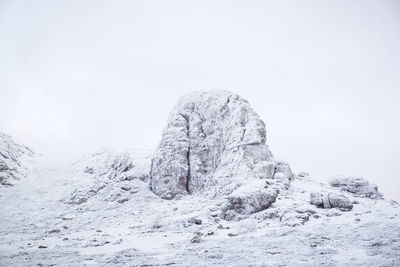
[0, 131, 34, 186]
[150, 91, 293, 203]
[310, 191, 353, 211]
[67, 148, 152, 206]
[329, 176, 383, 199]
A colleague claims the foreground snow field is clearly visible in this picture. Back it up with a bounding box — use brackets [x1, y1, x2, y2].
[0, 91, 399, 266]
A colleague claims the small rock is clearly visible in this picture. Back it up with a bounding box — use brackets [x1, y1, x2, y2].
[38, 245, 47, 249]
[228, 233, 238, 237]
[217, 224, 229, 230]
[48, 229, 60, 234]
[63, 238, 69, 241]
[62, 215, 74, 220]
[297, 172, 310, 178]
[117, 197, 129, 203]
[194, 218, 202, 225]
[120, 185, 131, 191]
[190, 235, 201, 243]
[207, 231, 214, 235]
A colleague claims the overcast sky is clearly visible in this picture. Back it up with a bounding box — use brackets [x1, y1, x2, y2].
[0, 0, 399, 200]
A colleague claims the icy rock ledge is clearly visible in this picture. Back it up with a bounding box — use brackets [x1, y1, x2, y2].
[329, 176, 383, 199]
[150, 90, 294, 216]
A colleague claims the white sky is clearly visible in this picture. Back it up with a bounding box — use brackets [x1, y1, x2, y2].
[1, 0, 399, 200]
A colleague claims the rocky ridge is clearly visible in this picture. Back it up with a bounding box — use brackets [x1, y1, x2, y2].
[0, 131, 34, 187]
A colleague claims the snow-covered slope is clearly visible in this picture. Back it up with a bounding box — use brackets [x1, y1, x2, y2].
[0, 91, 399, 266]
[0, 131, 34, 187]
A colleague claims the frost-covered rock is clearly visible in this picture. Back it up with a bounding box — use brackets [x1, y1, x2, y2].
[150, 91, 292, 200]
[310, 191, 353, 211]
[329, 176, 383, 199]
[0, 131, 34, 186]
[273, 160, 294, 182]
[67, 148, 152, 205]
[220, 181, 277, 219]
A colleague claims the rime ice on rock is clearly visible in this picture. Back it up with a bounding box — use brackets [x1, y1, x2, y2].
[150, 91, 293, 204]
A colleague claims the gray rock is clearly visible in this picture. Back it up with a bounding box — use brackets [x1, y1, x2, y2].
[150, 91, 292, 199]
[190, 235, 201, 243]
[329, 176, 383, 199]
[120, 185, 131, 191]
[117, 197, 129, 203]
[310, 192, 353, 211]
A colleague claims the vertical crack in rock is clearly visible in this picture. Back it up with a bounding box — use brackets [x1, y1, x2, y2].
[180, 113, 192, 194]
[150, 91, 294, 208]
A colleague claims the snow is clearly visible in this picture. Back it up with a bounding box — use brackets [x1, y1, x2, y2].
[0, 145, 399, 266]
[0, 91, 399, 266]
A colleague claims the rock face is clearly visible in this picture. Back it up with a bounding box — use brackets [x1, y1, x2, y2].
[310, 191, 353, 211]
[329, 176, 383, 199]
[0, 131, 34, 186]
[150, 91, 293, 203]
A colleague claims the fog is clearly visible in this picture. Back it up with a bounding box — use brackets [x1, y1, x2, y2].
[1, 0, 399, 200]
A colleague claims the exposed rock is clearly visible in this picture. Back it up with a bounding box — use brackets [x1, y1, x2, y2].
[150, 91, 293, 200]
[329, 176, 383, 199]
[117, 197, 129, 204]
[310, 192, 353, 211]
[120, 185, 131, 191]
[190, 235, 201, 243]
[193, 218, 202, 225]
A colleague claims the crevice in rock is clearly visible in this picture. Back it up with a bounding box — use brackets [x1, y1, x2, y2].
[179, 113, 191, 194]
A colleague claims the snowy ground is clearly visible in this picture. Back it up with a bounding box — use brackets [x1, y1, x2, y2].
[0, 150, 399, 266]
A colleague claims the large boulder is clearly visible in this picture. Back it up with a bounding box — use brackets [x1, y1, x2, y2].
[150, 91, 292, 200]
[0, 131, 34, 186]
[220, 180, 278, 219]
[329, 176, 383, 199]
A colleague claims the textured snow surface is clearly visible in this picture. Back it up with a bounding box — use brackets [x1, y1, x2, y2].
[0, 91, 399, 266]
[0, 155, 399, 266]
